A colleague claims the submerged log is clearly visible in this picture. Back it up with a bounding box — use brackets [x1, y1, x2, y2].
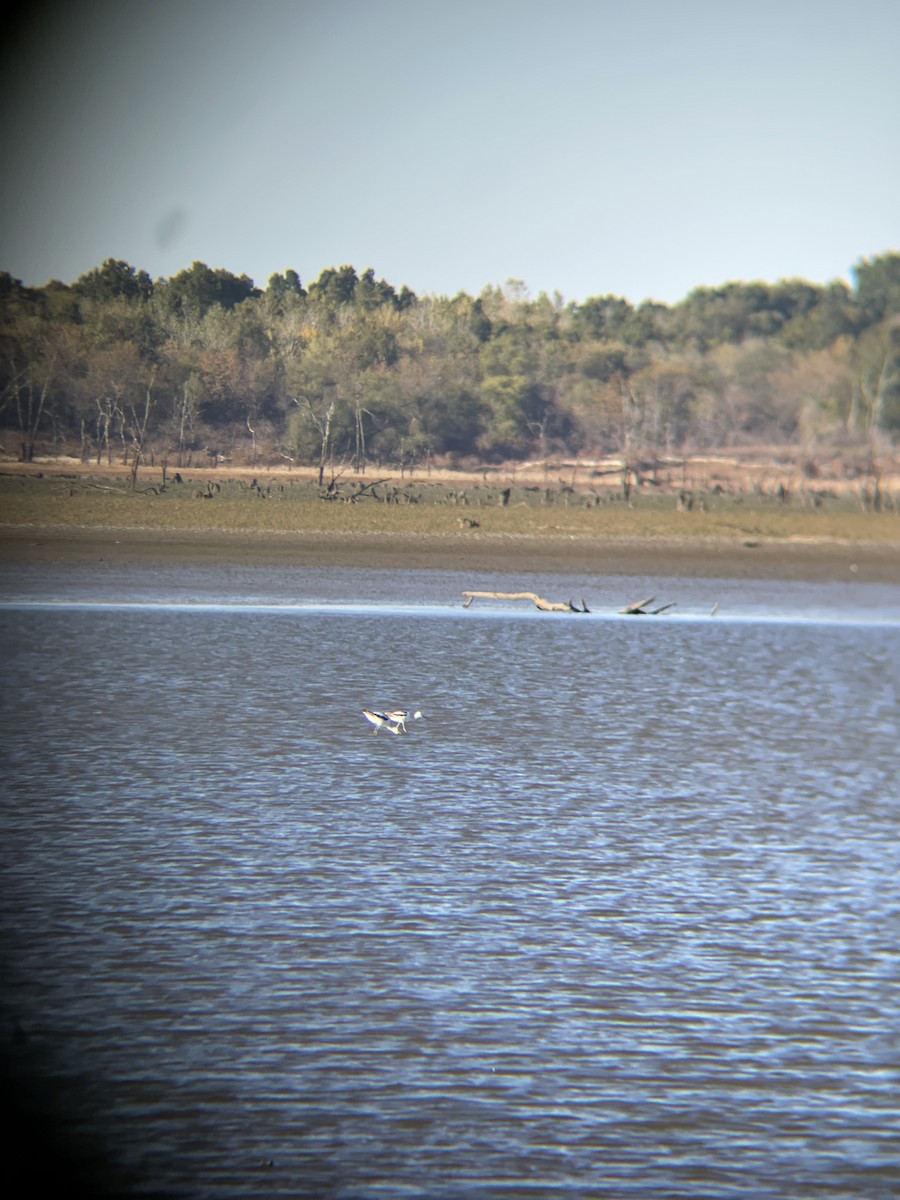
[619, 596, 677, 615]
[462, 590, 589, 613]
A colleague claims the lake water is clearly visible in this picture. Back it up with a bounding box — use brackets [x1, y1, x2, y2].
[1, 562, 899, 1198]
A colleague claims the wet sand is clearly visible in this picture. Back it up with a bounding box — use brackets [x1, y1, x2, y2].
[1, 524, 898, 583]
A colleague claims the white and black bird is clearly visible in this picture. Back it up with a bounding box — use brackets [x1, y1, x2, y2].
[382, 709, 423, 733]
[362, 709, 401, 734]
[362, 708, 423, 734]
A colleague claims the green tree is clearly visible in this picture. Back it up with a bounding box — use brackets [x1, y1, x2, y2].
[769, 343, 854, 444]
[626, 357, 703, 452]
[777, 281, 858, 350]
[705, 340, 795, 442]
[850, 319, 900, 438]
[570, 294, 633, 342]
[264, 269, 306, 316]
[74, 258, 153, 303]
[0, 302, 65, 460]
[73, 339, 145, 464]
[307, 265, 359, 307]
[477, 374, 544, 459]
[356, 267, 396, 311]
[852, 253, 900, 325]
[160, 261, 258, 318]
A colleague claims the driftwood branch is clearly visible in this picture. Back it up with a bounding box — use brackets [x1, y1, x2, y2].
[462, 591, 683, 616]
[462, 591, 589, 613]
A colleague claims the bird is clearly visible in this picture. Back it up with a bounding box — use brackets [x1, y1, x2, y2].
[382, 709, 423, 733]
[362, 709, 401, 734]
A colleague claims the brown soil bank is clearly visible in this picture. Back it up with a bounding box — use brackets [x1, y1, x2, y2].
[1, 525, 898, 583]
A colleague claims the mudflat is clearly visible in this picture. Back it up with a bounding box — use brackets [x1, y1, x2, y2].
[1, 524, 898, 583]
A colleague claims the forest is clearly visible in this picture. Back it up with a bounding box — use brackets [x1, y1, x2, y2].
[1, 253, 898, 476]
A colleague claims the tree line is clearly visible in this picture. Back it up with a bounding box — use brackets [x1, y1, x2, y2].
[1, 253, 898, 475]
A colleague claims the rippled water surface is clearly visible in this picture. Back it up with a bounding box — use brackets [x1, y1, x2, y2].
[1, 565, 899, 1198]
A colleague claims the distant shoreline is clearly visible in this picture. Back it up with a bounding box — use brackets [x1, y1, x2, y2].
[2, 524, 898, 583]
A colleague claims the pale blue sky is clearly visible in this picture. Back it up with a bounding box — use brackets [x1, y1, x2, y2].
[1, 0, 897, 304]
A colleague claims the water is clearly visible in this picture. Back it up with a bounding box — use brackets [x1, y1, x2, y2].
[1, 564, 899, 1198]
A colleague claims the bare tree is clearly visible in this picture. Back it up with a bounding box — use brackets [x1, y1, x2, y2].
[296, 396, 337, 487]
[126, 367, 157, 488]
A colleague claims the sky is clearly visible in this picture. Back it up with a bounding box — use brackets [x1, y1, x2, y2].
[0, 0, 897, 306]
